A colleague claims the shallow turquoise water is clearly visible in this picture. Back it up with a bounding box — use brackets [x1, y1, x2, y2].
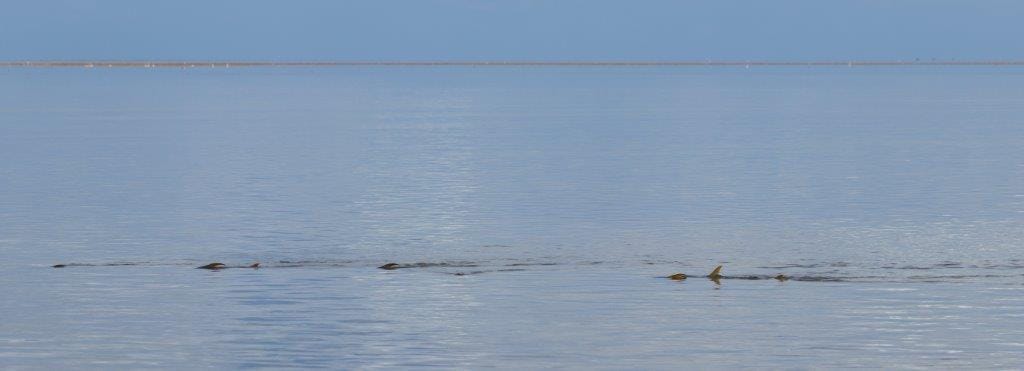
[2, 67, 1023, 368]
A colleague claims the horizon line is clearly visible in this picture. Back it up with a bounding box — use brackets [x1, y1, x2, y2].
[4, 60, 1024, 68]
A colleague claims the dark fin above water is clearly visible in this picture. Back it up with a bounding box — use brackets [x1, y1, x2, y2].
[378, 263, 401, 270]
[708, 265, 723, 284]
[774, 274, 789, 281]
[197, 263, 226, 270]
[52, 264, 66, 268]
[249, 262, 260, 269]
[667, 273, 687, 280]
[708, 265, 723, 279]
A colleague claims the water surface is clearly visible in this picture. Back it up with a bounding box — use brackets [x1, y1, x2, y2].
[2, 67, 1023, 368]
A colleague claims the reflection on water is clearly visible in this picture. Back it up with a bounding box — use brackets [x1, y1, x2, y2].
[1, 67, 1023, 368]
[5, 267, 1024, 368]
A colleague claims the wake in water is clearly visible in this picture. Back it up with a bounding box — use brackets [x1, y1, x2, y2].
[45, 258, 1024, 283]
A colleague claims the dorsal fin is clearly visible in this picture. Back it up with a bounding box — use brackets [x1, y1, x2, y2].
[708, 265, 723, 278]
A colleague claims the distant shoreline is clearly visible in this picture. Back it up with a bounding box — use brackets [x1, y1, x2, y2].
[3, 60, 1024, 68]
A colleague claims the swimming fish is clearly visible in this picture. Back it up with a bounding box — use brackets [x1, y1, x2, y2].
[196, 262, 260, 270]
[667, 265, 791, 283]
[666, 273, 687, 280]
[666, 266, 723, 282]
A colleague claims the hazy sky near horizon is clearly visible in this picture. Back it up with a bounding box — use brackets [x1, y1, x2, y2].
[2, 0, 1022, 61]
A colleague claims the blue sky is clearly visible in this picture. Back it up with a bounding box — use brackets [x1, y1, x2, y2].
[2, 0, 1021, 60]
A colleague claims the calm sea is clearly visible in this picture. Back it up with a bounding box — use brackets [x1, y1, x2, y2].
[1, 67, 1023, 369]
